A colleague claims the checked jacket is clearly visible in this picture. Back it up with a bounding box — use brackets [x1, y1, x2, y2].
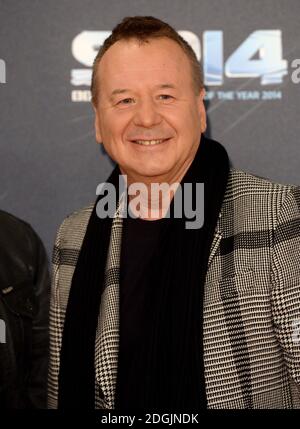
[48, 169, 300, 409]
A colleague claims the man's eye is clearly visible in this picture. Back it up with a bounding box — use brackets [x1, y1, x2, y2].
[118, 98, 134, 105]
[159, 94, 174, 101]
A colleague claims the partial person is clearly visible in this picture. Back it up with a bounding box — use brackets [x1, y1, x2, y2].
[0, 210, 50, 408]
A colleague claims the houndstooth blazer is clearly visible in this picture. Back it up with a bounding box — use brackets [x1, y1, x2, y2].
[48, 169, 300, 409]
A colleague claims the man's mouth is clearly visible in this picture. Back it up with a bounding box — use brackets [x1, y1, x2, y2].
[131, 138, 170, 146]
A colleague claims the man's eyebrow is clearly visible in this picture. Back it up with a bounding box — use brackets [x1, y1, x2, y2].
[110, 88, 130, 97]
[155, 83, 177, 90]
[110, 84, 177, 97]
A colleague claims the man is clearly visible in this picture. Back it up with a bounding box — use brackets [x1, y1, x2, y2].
[0, 210, 50, 408]
[48, 16, 300, 409]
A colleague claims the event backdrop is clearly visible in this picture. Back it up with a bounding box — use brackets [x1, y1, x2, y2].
[0, 0, 299, 257]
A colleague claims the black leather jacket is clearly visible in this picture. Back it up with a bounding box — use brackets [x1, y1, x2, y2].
[0, 210, 50, 408]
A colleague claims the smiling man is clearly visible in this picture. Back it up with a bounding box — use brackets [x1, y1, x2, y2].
[92, 35, 206, 188]
[48, 16, 300, 410]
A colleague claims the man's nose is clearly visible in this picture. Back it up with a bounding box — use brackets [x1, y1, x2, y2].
[133, 98, 162, 127]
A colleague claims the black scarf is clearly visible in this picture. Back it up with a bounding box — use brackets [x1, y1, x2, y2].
[58, 135, 229, 410]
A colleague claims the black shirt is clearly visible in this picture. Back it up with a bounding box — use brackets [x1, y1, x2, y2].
[115, 214, 165, 409]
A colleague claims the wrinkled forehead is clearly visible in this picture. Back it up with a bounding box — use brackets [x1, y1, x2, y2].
[95, 37, 193, 91]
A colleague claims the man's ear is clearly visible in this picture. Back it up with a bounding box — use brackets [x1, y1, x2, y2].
[94, 107, 103, 144]
[198, 88, 207, 134]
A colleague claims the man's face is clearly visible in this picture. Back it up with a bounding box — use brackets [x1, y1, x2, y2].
[94, 37, 206, 185]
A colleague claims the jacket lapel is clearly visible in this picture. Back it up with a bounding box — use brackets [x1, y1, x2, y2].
[95, 206, 123, 408]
